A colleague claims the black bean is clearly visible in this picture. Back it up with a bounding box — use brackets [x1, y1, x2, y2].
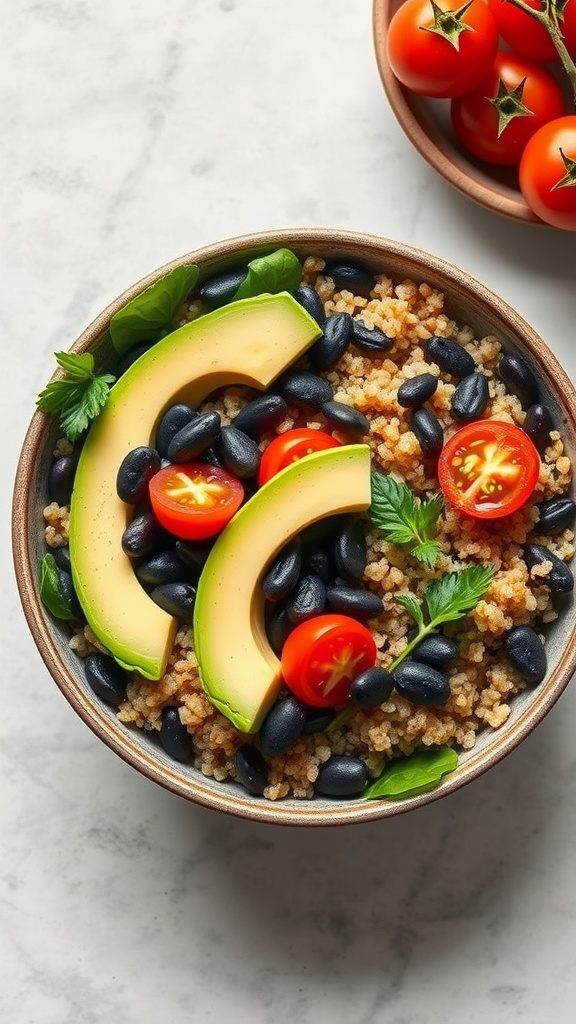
[200, 267, 246, 310]
[84, 652, 128, 707]
[202, 447, 224, 468]
[350, 667, 394, 707]
[122, 511, 166, 559]
[57, 569, 83, 620]
[393, 661, 451, 706]
[276, 370, 334, 409]
[217, 425, 261, 478]
[136, 548, 188, 587]
[333, 516, 367, 583]
[326, 585, 384, 622]
[233, 394, 288, 438]
[155, 404, 197, 459]
[314, 755, 368, 797]
[294, 284, 326, 325]
[303, 707, 336, 735]
[522, 543, 574, 593]
[175, 538, 214, 572]
[286, 575, 327, 624]
[49, 455, 78, 505]
[324, 260, 375, 299]
[451, 372, 490, 422]
[351, 320, 394, 353]
[397, 373, 438, 408]
[234, 744, 268, 796]
[410, 633, 460, 669]
[498, 353, 540, 409]
[410, 407, 444, 457]
[535, 497, 576, 535]
[159, 707, 194, 761]
[117, 341, 155, 376]
[321, 401, 370, 435]
[265, 604, 294, 656]
[167, 411, 221, 463]
[302, 548, 334, 583]
[53, 545, 71, 573]
[504, 625, 547, 685]
[262, 540, 302, 602]
[150, 581, 196, 619]
[116, 446, 162, 504]
[259, 695, 307, 757]
[309, 312, 353, 370]
[425, 336, 475, 378]
[522, 403, 555, 455]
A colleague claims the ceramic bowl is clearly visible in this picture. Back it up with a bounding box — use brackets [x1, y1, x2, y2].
[12, 228, 576, 826]
[372, 0, 545, 225]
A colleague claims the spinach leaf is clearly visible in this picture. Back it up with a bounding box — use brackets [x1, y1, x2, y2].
[109, 264, 199, 356]
[232, 248, 302, 301]
[40, 553, 76, 621]
[364, 747, 458, 800]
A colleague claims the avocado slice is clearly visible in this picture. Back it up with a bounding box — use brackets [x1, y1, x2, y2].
[193, 444, 372, 733]
[68, 293, 321, 680]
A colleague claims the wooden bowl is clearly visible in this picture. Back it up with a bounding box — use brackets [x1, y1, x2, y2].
[12, 228, 576, 825]
[373, 0, 545, 224]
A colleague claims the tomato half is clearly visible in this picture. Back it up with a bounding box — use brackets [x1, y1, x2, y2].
[519, 116, 576, 231]
[281, 614, 377, 707]
[451, 52, 565, 166]
[258, 429, 341, 487]
[148, 462, 244, 540]
[386, 0, 499, 99]
[487, 0, 576, 62]
[438, 420, 540, 519]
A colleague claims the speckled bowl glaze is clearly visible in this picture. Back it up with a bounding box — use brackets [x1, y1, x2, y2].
[12, 228, 576, 825]
[372, 0, 547, 225]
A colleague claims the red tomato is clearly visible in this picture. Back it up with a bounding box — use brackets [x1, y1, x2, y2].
[281, 614, 377, 707]
[519, 115, 576, 230]
[386, 0, 499, 98]
[438, 420, 540, 519]
[258, 429, 341, 487]
[148, 462, 244, 540]
[451, 52, 565, 166]
[487, 0, 576, 62]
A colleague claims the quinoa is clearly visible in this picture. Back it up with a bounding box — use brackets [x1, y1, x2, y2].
[44, 257, 574, 800]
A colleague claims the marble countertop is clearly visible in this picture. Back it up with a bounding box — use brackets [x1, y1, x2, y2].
[2, 1, 576, 1021]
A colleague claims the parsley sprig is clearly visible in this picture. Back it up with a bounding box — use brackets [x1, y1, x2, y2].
[369, 472, 444, 568]
[36, 352, 115, 441]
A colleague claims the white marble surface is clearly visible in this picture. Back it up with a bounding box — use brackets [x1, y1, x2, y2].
[2, 1, 576, 1021]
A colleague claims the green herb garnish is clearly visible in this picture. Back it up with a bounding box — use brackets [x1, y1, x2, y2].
[364, 746, 459, 800]
[109, 263, 200, 356]
[369, 472, 444, 568]
[36, 351, 115, 441]
[39, 553, 76, 620]
[232, 248, 302, 302]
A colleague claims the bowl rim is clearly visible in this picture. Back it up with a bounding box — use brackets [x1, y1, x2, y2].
[372, 0, 545, 226]
[12, 226, 576, 826]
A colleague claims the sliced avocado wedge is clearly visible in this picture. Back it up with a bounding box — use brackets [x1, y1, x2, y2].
[193, 444, 372, 733]
[69, 292, 321, 680]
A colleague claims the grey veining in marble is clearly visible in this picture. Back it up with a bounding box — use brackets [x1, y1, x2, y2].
[2, 1, 576, 1022]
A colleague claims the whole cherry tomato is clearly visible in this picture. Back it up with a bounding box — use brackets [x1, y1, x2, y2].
[257, 428, 341, 487]
[519, 115, 576, 231]
[386, 0, 499, 98]
[281, 614, 377, 708]
[451, 52, 565, 166]
[149, 462, 244, 539]
[438, 420, 541, 519]
[487, 0, 576, 62]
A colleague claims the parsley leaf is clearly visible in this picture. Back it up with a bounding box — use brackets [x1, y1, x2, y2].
[425, 564, 495, 626]
[369, 473, 443, 568]
[364, 747, 458, 800]
[36, 351, 115, 441]
[395, 592, 424, 632]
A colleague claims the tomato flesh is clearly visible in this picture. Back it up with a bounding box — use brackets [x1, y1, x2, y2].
[438, 420, 540, 519]
[148, 462, 244, 540]
[281, 614, 377, 707]
[258, 429, 341, 486]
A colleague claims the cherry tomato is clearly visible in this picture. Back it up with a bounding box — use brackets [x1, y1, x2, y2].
[487, 0, 576, 62]
[258, 429, 341, 487]
[281, 614, 378, 707]
[438, 420, 540, 520]
[519, 116, 576, 231]
[386, 0, 499, 99]
[451, 52, 565, 166]
[148, 462, 244, 540]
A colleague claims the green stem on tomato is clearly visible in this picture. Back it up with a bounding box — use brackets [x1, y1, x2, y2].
[504, 0, 576, 106]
